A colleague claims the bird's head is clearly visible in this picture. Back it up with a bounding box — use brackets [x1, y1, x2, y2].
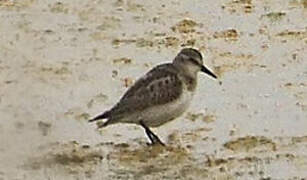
[173, 48, 217, 79]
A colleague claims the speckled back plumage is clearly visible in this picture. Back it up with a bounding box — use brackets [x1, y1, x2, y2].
[108, 63, 183, 120]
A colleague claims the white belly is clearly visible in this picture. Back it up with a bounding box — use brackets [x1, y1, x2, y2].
[137, 90, 194, 127]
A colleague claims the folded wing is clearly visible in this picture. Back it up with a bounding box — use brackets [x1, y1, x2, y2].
[109, 64, 183, 118]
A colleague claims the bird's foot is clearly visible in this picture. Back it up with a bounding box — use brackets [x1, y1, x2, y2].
[146, 138, 165, 147]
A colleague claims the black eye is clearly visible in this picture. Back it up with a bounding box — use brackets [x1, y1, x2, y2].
[189, 58, 200, 66]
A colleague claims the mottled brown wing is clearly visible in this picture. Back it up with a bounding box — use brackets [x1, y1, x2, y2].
[109, 64, 182, 117]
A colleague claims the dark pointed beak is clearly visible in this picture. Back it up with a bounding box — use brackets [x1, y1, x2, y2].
[201, 65, 217, 79]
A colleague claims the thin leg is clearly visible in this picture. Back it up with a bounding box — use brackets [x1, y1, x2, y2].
[145, 128, 156, 144]
[140, 121, 157, 144]
[140, 121, 165, 146]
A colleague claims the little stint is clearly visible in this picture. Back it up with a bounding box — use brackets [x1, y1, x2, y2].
[89, 48, 217, 145]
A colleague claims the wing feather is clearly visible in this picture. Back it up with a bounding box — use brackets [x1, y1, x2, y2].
[109, 64, 182, 117]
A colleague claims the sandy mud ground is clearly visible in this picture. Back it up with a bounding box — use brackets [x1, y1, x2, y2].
[0, 0, 307, 179]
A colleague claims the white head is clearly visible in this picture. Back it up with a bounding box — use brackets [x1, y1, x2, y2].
[173, 48, 217, 79]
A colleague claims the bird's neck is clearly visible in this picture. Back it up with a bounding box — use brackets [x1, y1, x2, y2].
[181, 74, 197, 92]
[173, 60, 198, 91]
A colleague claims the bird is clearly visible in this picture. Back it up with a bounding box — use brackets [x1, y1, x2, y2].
[89, 48, 217, 146]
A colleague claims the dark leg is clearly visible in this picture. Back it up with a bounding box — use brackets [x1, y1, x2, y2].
[140, 121, 165, 146]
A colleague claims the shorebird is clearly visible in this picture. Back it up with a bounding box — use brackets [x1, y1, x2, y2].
[89, 48, 217, 146]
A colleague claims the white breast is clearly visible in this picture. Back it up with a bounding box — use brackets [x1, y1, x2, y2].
[140, 89, 194, 127]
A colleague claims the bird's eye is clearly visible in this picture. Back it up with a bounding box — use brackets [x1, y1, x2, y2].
[189, 58, 199, 66]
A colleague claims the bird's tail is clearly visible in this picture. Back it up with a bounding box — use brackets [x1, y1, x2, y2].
[88, 110, 110, 123]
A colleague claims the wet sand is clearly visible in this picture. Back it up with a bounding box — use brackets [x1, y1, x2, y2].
[0, 0, 307, 179]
